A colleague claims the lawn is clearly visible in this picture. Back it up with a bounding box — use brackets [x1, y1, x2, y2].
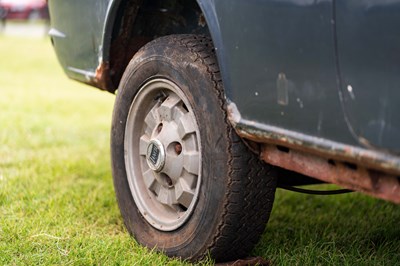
[0, 31, 399, 265]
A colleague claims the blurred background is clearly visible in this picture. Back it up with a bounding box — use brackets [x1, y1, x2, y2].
[0, 0, 48, 20]
[0, 0, 49, 37]
[0, 2, 399, 265]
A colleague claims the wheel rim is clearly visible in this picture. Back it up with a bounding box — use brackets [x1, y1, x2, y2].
[124, 78, 201, 231]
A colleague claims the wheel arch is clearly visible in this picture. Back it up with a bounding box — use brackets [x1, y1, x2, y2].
[99, 0, 229, 96]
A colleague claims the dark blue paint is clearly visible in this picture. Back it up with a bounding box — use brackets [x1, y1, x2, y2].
[48, 0, 400, 155]
[336, 0, 400, 152]
[210, 0, 355, 146]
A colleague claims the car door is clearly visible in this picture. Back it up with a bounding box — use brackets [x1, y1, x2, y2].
[336, 0, 400, 152]
[211, 0, 356, 146]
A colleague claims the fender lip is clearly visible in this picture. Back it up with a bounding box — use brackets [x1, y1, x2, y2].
[92, 61, 115, 92]
[67, 61, 115, 93]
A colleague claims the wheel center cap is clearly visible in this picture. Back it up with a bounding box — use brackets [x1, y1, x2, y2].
[146, 139, 166, 172]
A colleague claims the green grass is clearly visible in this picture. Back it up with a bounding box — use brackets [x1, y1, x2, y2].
[0, 33, 399, 265]
[256, 190, 400, 265]
[0, 34, 191, 265]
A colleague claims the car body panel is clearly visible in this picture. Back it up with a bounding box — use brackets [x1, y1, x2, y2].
[208, 0, 358, 148]
[48, 0, 111, 82]
[336, 0, 400, 152]
[48, 0, 400, 179]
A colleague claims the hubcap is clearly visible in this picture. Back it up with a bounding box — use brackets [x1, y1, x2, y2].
[146, 139, 165, 172]
[124, 78, 201, 231]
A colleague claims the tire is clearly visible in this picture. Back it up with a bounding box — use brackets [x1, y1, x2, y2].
[111, 34, 277, 262]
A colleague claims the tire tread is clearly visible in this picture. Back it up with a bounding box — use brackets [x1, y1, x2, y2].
[163, 35, 277, 261]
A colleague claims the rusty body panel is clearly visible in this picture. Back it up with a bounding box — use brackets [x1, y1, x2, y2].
[51, 0, 207, 93]
[84, 0, 143, 93]
[229, 102, 400, 176]
[237, 123, 400, 176]
[107, 1, 143, 92]
[229, 101, 400, 204]
[90, 62, 114, 91]
[261, 144, 400, 204]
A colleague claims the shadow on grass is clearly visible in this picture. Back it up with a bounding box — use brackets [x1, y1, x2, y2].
[254, 189, 400, 265]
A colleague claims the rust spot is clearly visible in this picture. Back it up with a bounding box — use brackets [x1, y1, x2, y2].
[87, 1, 148, 93]
[227, 102, 241, 126]
[198, 13, 206, 27]
[91, 61, 115, 92]
[260, 144, 400, 204]
[233, 122, 400, 176]
[82, 61, 115, 92]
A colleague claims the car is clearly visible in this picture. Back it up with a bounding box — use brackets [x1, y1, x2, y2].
[47, 0, 400, 263]
[0, 0, 48, 20]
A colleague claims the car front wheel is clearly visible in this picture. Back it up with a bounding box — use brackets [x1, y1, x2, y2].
[111, 35, 277, 262]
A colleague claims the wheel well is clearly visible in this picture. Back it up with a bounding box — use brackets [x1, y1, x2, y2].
[108, 0, 210, 93]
